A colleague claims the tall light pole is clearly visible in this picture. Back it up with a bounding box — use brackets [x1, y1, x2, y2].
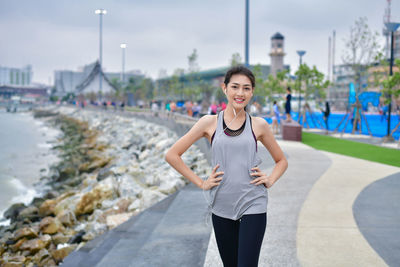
[120, 43, 127, 84]
[244, 0, 249, 67]
[95, 8, 107, 94]
[296, 50, 306, 116]
[384, 22, 400, 140]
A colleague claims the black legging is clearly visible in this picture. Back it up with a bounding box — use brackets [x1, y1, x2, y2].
[212, 212, 267, 267]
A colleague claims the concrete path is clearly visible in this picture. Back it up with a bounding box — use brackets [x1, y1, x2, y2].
[297, 151, 399, 267]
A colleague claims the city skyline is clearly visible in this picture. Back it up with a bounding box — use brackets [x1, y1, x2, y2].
[0, 0, 399, 85]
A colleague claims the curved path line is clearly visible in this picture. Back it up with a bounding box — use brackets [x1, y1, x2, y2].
[297, 151, 400, 267]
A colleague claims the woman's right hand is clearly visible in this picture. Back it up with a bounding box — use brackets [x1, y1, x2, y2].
[202, 164, 224, 190]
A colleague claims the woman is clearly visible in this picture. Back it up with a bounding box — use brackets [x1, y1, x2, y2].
[165, 66, 288, 267]
[285, 87, 292, 122]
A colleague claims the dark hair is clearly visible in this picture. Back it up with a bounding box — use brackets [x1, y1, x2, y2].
[273, 101, 277, 104]
[224, 66, 255, 88]
[287, 86, 291, 92]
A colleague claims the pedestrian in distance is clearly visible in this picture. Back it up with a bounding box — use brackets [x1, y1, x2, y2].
[165, 66, 288, 267]
[285, 87, 292, 122]
[272, 100, 280, 134]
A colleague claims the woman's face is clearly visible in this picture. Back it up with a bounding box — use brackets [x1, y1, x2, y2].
[223, 74, 253, 110]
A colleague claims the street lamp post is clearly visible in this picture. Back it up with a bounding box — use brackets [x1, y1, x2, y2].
[384, 22, 400, 140]
[120, 43, 127, 84]
[296, 50, 306, 116]
[95, 8, 107, 95]
[244, 0, 249, 67]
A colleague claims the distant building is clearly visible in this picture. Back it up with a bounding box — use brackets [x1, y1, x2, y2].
[0, 65, 33, 86]
[269, 32, 286, 76]
[54, 61, 144, 96]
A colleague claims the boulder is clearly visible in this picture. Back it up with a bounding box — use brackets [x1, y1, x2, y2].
[140, 189, 166, 209]
[19, 238, 46, 254]
[4, 203, 26, 221]
[32, 248, 50, 264]
[56, 209, 77, 227]
[39, 217, 63, 234]
[51, 244, 77, 264]
[52, 233, 71, 245]
[14, 227, 38, 241]
[38, 199, 57, 216]
[75, 180, 115, 216]
[117, 174, 143, 198]
[106, 212, 134, 229]
[53, 194, 81, 217]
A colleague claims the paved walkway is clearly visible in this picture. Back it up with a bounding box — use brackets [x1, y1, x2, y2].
[62, 111, 400, 266]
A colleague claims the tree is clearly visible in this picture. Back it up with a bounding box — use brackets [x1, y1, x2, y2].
[342, 17, 381, 93]
[188, 49, 200, 73]
[295, 64, 329, 104]
[230, 53, 242, 67]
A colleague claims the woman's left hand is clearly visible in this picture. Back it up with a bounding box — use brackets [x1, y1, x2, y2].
[250, 167, 273, 188]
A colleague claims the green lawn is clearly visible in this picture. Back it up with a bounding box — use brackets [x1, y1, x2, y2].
[302, 132, 400, 167]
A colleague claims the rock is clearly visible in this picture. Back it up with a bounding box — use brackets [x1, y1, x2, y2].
[19, 238, 46, 254]
[4, 203, 26, 221]
[127, 199, 141, 211]
[96, 167, 114, 181]
[52, 233, 71, 245]
[6, 255, 26, 263]
[38, 199, 57, 216]
[17, 206, 40, 222]
[30, 197, 45, 208]
[14, 227, 38, 241]
[75, 180, 115, 216]
[51, 244, 77, 264]
[32, 248, 50, 264]
[85, 157, 111, 173]
[56, 209, 77, 227]
[158, 178, 185, 194]
[106, 212, 134, 229]
[39, 217, 63, 234]
[117, 174, 143, 198]
[82, 222, 107, 241]
[68, 230, 85, 244]
[53, 194, 80, 216]
[58, 165, 77, 180]
[2, 262, 24, 267]
[43, 190, 59, 199]
[10, 237, 27, 252]
[39, 234, 52, 248]
[140, 189, 167, 209]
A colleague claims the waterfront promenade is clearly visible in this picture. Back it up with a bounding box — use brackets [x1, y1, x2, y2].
[62, 109, 400, 267]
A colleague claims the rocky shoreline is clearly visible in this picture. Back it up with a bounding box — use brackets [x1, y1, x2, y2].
[0, 106, 210, 266]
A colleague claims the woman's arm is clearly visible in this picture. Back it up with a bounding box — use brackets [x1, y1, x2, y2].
[252, 117, 288, 187]
[165, 115, 214, 189]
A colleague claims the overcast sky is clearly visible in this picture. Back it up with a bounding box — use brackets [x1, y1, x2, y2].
[0, 0, 399, 84]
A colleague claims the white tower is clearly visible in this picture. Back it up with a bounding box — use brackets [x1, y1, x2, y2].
[269, 32, 286, 76]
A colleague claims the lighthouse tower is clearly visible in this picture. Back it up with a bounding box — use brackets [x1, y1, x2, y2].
[269, 32, 286, 76]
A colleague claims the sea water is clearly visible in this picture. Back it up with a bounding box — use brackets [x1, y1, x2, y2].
[0, 110, 60, 224]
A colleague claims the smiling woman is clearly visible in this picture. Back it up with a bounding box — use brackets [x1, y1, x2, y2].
[165, 65, 288, 266]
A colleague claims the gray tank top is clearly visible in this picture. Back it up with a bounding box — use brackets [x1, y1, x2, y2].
[208, 110, 268, 220]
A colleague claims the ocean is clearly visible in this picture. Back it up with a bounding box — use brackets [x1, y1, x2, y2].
[0, 110, 60, 224]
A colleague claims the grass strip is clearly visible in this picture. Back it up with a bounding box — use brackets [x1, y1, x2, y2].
[302, 132, 400, 167]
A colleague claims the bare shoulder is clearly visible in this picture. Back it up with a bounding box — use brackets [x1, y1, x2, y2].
[250, 115, 270, 140]
[198, 114, 218, 143]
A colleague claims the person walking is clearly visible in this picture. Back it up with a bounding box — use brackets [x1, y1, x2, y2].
[272, 101, 280, 134]
[165, 66, 288, 267]
[285, 87, 292, 122]
[321, 101, 330, 131]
